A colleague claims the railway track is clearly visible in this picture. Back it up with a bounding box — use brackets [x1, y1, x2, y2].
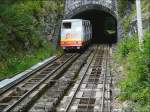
[0, 53, 80, 112]
[57, 45, 112, 112]
[27, 47, 93, 112]
[0, 44, 112, 112]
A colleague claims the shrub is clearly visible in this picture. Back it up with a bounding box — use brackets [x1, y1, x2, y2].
[116, 32, 150, 111]
[0, 43, 55, 79]
[115, 34, 138, 62]
[0, 1, 64, 79]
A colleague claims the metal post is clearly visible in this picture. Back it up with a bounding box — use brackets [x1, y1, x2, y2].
[136, 0, 143, 48]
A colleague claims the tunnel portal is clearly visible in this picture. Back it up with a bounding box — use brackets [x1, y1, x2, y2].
[65, 6, 117, 44]
[72, 10, 117, 43]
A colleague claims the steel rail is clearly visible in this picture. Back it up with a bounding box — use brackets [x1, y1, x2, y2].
[3, 54, 79, 112]
[0, 55, 64, 96]
[85, 45, 103, 112]
[100, 45, 110, 112]
[28, 48, 93, 112]
[65, 45, 99, 112]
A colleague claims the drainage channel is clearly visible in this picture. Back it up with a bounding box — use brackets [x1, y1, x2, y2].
[57, 45, 111, 112]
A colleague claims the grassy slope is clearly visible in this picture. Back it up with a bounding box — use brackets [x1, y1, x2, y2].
[0, 44, 57, 80]
[0, 1, 64, 80]
[115, 33, 150, 111]
[116, 0, 150, 111]
[119, 0, 149, 33]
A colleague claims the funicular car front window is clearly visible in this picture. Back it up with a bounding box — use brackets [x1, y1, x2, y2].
[63, 22, 71, 29]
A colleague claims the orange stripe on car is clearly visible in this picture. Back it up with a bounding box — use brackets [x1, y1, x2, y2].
[60, 41, 88, 46]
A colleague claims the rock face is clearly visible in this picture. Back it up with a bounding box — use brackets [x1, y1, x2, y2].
[0, 1, 64, 80]
[117, 21, 125, 39]
[42, 2, 64, 46]
[0, 1, 64, 55]
[118, 0, 150, 36]
[44, 13, 62, 45]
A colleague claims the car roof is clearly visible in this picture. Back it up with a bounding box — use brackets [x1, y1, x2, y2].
[62, 19, 89, 22]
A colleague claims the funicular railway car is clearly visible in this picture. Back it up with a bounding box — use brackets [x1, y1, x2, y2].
[60, 19, 92, 50]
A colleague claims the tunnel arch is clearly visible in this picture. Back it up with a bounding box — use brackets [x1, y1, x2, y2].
[64, 4, 118, 43]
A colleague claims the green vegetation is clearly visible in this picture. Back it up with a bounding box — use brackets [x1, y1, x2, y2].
[116, 0, 150, 111]
[115, 32, 150, 111]
[0, 44, 53, 79]
[118, 0, 149, 34]
[117, 0, 135, 33]
[0, 1, 64, 80]
[117, 0, 128, 18]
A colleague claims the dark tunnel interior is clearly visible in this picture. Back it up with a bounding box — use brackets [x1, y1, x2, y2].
[71, 9, 117, 43]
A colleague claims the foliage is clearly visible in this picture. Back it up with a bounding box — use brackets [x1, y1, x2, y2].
[118, 0, 150, 34]
[0, 1, 64, 79]
[0, 43, 54, 79]
[117, 0, 150, 110]
[115, 34, 138, 61]
[117, 0, 128, 17]
[0, 1, 64, 56]
[115, 32, 150, 111]
[0, 42, 64, 80]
